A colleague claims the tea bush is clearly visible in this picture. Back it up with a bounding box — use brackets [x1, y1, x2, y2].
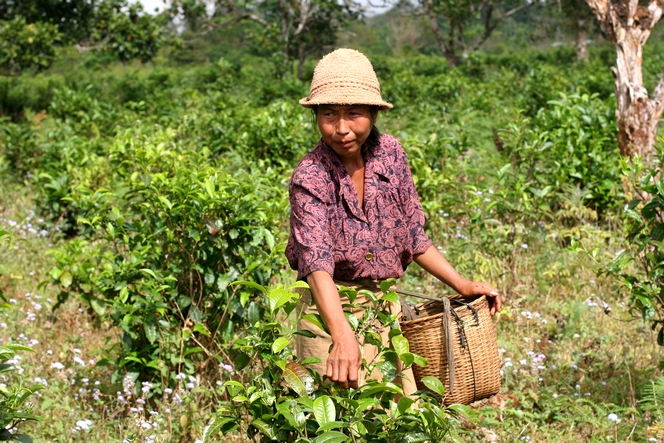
[204, 280, 470, 443]
[46, 128, 288, 383]
[601, 141, 664, 345]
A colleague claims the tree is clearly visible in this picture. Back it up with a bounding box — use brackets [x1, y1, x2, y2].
[561, 0, 595, 61]
[0, 17, 62, 75]
[170, 0, 360, 78]
[422, 0, 536, 66]
[0, 0, 170, 74]
[584, 0, 664, 159]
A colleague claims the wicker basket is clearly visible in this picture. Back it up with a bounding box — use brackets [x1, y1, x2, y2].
[399, 294, 501, 405]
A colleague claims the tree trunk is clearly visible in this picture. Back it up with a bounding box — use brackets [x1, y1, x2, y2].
[425, 0, 459, 66]
[297, 42, 306, 80]
[575, 18, 589, 61]
[585, 0, 664, 160]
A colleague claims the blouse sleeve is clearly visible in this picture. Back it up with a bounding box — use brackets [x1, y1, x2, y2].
[287, 175, 335, 280]
[395, 142, 433, 256]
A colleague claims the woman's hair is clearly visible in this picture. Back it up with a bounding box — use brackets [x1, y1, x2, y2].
[311, 105, 381, 149]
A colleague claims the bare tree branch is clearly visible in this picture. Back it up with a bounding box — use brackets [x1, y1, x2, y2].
[75, 38, 110, 53]
[470, 1, 534, 52]
[218, 12, 268, 27]
[425, 0, 450, 56]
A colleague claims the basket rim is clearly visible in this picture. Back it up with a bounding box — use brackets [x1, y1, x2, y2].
[400, 295, 488, 327]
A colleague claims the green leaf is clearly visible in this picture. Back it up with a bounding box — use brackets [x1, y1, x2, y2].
[381, 291, 399, 303]
[391, 335, 409, 355]
[313, 395, 336, 426]
[234, 352, 250, 371]
[158, 195, 173, 209]
[268, 288, 294, 312]
[283, 362, 313, 397]
[193, 323, 211, 337]
[90, 297, 105, 316]
[413, 355, 427, 367]
[402, 433, 430, 443]
[316, 421, 348, 432]
[314, 431, 349, 443]
[250, 418, 275, 439]
[60, 271, 72, 288]
[289, 280, 309, 290]
[229, 280, 267, 294]
[272, 337, 290, 354]
[301, 314, 328, 332]
[202, 416, 237, 441]
[140, 268, 158, 279]
[144, 321, 158, 344]
[422, 376, 445, 397]
[4, 345, 34, 352]
[397, 396, 414, 414]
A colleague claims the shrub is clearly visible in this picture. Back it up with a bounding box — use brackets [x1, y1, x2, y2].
[204, 280, 472, 442]
[47, 128, 288, 383]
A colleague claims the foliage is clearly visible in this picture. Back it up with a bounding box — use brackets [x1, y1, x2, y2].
[498, 93, 621, 213]
[0, 229, 42, 441]
[599, 141, 664, 348]
[0, 16, 62, 75]
[0, 0, 169, 73]
[45, 128, 287, 382]
[204, 280, 470, 443]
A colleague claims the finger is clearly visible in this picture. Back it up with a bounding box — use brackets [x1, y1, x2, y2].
[327, 358, 336, 381]
[348, 362, 360, 389]
[337, 360, 350, 389]
[487, 291, 502, 315]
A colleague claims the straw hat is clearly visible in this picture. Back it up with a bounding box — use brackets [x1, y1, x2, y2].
[299, 48, 393, 110]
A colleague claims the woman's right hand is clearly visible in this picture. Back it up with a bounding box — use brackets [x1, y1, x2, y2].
[327, 330, 361, 389]
[307, 270, 362, 389]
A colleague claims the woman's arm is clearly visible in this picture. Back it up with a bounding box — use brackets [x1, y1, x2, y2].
[306, 270, 362, 389]
[414, 245, 503, 315]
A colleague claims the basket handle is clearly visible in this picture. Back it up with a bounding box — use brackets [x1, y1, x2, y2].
[397, 289, 456, 396]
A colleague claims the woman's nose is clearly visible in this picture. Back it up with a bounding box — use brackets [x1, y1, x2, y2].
[336, 118, 350, 135]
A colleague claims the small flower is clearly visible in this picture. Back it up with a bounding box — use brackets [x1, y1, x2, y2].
[607, 413, 621, 423]
[521, 244, 528, 250]
[50, 362, 65, 370]
[573, 333, 580, 339]
[74, 419, 93, 431]
[73, 357, 86, 366]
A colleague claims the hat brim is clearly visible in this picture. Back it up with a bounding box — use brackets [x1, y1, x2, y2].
[299, 91, 393, 110]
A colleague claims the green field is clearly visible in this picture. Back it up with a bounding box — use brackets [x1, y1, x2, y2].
[1, 9, 664, 442]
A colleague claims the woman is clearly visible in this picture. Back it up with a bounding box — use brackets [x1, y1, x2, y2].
[286, 48, 502, 393]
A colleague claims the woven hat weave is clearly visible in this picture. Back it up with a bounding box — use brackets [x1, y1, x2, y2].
[299, 48, 393, 110]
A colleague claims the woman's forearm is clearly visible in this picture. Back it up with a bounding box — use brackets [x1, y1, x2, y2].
[413, 245, 468, 292]
[306, 270, 361, 388]
[306, 270, 355, 341]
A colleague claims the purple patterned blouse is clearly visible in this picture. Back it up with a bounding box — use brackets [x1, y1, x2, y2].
[286, 134, 433, 281]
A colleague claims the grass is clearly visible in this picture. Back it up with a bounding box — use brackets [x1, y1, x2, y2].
[1, 168, 661, 442]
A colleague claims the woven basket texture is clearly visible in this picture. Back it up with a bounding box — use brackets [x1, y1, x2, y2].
[400, 295, 501, 405]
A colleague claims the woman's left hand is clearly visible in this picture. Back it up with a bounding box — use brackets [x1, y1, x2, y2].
[457, 280, 502, 316]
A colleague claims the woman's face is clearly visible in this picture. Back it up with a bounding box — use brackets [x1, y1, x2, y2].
[316, 104, 374, 162]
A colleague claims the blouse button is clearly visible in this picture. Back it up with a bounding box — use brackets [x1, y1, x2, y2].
[365, 252, 374, 261]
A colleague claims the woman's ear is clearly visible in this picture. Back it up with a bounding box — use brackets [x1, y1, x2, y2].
[371, 106, 379, 124]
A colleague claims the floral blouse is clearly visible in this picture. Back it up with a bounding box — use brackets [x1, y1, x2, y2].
[286, 134, 433, 281]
